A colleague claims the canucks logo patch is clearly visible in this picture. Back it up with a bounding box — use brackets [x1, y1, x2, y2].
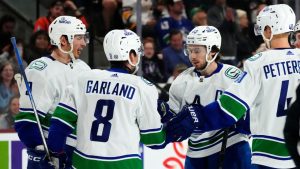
[248, 53, 262, 61]
[141, 77, 153, 86]
[225, 67, 242, 79]
[29, 61, 47, 70]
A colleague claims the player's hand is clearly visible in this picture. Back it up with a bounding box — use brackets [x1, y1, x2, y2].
[40, 151, 67, 169]
[157, 100, 176, 123]
[165, 104, 203, 142]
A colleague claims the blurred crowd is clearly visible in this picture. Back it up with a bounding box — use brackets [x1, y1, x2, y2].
[0, 0, 276, 130]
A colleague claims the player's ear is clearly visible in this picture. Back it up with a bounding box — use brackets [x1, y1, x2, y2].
[263, 26, 272, 39]
[60, 35, 68, 46]
[129, 50, 138, 65]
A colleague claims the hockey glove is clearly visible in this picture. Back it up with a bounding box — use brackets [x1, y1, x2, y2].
[157, 100, 176, 123]
[27, 146, 48, 169]
[165, 104, 203, 142]
[40, 151, 67, 169]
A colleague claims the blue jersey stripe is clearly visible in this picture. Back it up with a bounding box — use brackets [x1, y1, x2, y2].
[74, 149, 141, 160]
[58, 103, 77, 114]
[252, 153, 291, 160]
[140, 125, 163, 133]
[252, 135, 285, 142]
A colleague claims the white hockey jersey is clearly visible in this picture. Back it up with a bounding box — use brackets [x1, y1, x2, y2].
[15, 56, 90, 146]
[168, 63, 249, 158]
[52, 69, 165, 169]
[218, 49, 300, 168]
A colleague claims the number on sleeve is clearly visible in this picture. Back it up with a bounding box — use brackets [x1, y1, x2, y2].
[90, 99, 115, 142]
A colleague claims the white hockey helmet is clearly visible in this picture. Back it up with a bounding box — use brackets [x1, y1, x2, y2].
[49, 16, 88, 46]
[48, 16, 88, 59]
[254, 4, 295, 36]
[185, 26, 221, 71]
[186, 25, 221, 51]
[103, 29, 143, 65]
[295, 20, 300, 32]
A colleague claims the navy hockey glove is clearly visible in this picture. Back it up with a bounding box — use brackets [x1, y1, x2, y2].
[165, 104, 203, 142]
[40, 151, 67, 169]
[157, 100, 176, 123]
[27, 147, 47, 169]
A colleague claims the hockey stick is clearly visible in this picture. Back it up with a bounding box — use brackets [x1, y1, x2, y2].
[218, 127, 230, 169]
[11, 37, 51, 161]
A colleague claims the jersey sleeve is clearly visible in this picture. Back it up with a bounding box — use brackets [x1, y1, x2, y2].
[195, 61, 260, 131]
[14, 69, 53, 148]
[48, 85, 78, 152]
[168, 76, 186, 113]
[137, 81, 166, 148]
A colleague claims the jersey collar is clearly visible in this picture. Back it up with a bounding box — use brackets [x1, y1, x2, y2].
[108, 68, 129, 74]
[193, 63, 223, 78]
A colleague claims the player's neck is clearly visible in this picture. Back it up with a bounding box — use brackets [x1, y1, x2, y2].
[270, 35, 290, 48]
[201, 62, 218, 76]
[51, 50, 71, 64]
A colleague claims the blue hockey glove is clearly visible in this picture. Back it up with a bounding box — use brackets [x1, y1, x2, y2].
[40, 151, 67, 169]
[165, 104, 203, 142]
[157, 100, 176, 123]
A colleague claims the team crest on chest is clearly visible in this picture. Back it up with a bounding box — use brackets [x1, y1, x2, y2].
[225, 67, 242, 79]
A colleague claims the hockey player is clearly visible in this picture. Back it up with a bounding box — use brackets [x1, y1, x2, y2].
[46, 29, 167, 169]
[166, 25, 251, 169]
[292, 20, 300, 48]
[14, 16, 90, 168]
[165, 4, 299, 169]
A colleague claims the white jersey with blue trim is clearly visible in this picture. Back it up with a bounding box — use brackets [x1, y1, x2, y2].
[223, 48, 300, 168]
[168, 63, 249, 158]
[17, 56, 90, 147]
[55, 69, 164, 169]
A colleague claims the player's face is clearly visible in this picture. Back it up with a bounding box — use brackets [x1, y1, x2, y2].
[294, 32, 300, 48]
[187, 45, 208, 70]
[72, 34, 88, 59]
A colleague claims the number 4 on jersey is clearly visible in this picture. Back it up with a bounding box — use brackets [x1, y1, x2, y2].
[276, 80, 292, 117]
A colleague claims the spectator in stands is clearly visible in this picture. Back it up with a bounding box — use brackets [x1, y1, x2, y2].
[236, 9, 256, 67]
[34, 0, 88, 32]
[0, 61, 15, 114]
[162, 29, 191, 79]
[34, 0, 64, 32]
[189, 6, 207, 26]
[25, 30, 51, 64]
[155, 0, 193, 49]
[166, 63, 187, 83]
[122, 0, 157, 38]
[0, 96, 19, 130]
[0, 15, 16, 61]
[142, 37, 165, 83]
[207, 0, 238, 65]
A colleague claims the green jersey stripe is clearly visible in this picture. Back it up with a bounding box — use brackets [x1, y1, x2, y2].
[219, 94, 246, 120]
[15, 112, 40, 122]
[73, 151, 142, 169]
[52, 106, 77, 127]
[188, 131, 236, 148]
[140, 130, 166, 146]
[252, 138, 290, 157]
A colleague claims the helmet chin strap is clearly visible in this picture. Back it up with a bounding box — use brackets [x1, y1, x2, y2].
[128, 55, 140, 74]
[58, 43, 75, 61]
[261, 32, 273, 49]
[199, 50, 219, 72]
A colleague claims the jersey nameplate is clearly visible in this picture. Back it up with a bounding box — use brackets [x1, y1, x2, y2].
[29, 61, 47, 71]
[225, 67, 242, 79]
